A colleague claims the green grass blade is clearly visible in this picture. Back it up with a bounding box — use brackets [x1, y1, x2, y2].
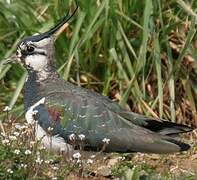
[8, 72, 27, 109]
[153, 34, 163, 118]
[174, 17, 196, 76]
[80, 0, 108, 45]
[137, 0, 153, 96]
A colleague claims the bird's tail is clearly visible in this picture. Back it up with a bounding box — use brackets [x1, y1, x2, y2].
[104, 128, 191, 154]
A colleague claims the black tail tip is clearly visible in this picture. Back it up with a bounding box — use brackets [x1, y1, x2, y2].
[179, 143, 191, 151]
[168, 138, 191, 151]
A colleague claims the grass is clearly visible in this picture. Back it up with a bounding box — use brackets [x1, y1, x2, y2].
[0, 118, 196, 179]
[0, 0, 197, 179]
[0, 117, 196, 179]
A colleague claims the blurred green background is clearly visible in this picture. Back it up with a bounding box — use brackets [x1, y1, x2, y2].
[0, 0, 196, 126]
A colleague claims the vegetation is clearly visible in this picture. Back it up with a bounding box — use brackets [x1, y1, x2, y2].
[0, 0, 196, 179]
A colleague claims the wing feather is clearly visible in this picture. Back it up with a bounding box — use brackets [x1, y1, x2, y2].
[41, 90, 190, 153]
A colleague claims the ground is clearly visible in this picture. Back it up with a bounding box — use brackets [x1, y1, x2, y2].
[68, 134, 197, 179]
[2, 119, 196, 180]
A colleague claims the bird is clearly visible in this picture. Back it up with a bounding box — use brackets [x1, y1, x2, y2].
[6, 7, 193, 157]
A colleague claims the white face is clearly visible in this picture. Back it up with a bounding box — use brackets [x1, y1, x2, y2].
[24, 54, 47, 71]
[16, 38, 51, 71]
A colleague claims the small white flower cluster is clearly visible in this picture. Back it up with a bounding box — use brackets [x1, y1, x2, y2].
[73, 152, 82, 163]
[13, 131, 20, 137]
[47, 127, 54, 132]
[35, 157, 43, 164]
[30, 141, 36, 146]
[73, 152, 81, 159]
[14, 149, 20, 155]
[15, 124, 29, 131]
[46, 159, 54, 164]
[118, 156, 126, 161]
[38, 146, 46, 150]
[87, 159, 93, 164]
[20, 164, 27, 168]
[1, 131, 21, 146]
[9, 135, 17, 141]
[0, 132, 5, 137]
[35, 153, 43, 164]
[44, 160, 50, 164]
[52, 166, 59, 170]
[69, 133, 86, 142]
[7, 168, 13, 174]
[2, 139, 10, 145]
[86, 154, 95, 164]
[90, 155, 96, 159]
[102, 138, 110, 144]
[24, 149, 31, 155]
[78, 134, 85, 141]
[3, 106, 11, 112]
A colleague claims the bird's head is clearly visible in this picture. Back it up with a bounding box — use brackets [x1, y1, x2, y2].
[15, 35, 54, 71]
[5, 6, 78, 72]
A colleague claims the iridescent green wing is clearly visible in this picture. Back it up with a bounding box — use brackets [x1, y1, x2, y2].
[44, 90, 188, 153]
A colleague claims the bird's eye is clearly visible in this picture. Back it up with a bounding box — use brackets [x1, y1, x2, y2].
[27, 46, 35, 53]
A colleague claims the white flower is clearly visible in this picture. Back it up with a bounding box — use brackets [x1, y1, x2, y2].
[21, 131, 27, 135]
[30, 141, 36, 145]
[13, 132, 20, 137]
[47, 127, 54, 132]
[14, 124, 21, 130]
[14, 124, 23, 130]
[73, 152, 81, 159]
[1, 132, 6, 137]
[118, 156, 125, 161]
[14, 149, 20, 155]
[9, 135, 17, 141]
[15, 124, 28, 130]
[69, 133, 76, 141]
[2, 139, 10, 145]
[52, 177, 57, 180]
[7, 168, 13, 174]
[38, 146, 46, 150]
[76, 159, 81, 164]
[20, 164, 27, 168]
[44, 160, 50, 164]
[52, 166, 58, 170]
[35, 157, 43, 164]
[78, 134, 85, 140]
[24, 150, 31, 155]
[3, 106, 11, 112]
[102, 138, 110, 144]
[87, 159, 93, 164]
[90, 155, 96, 159]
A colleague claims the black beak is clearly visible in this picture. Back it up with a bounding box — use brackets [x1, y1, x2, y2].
[2, 55, 18, 65]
